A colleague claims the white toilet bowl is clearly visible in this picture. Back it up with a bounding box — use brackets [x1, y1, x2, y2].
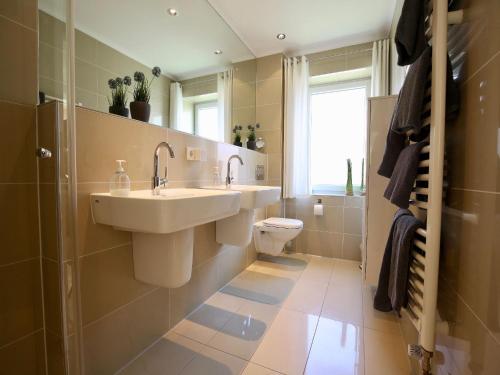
[253, 217, 303, 256]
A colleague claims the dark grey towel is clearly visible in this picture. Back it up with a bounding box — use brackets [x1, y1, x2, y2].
[391, 47, 432, 135]
[395, 0, 428, 66]
[384, 141, 428, 209]
[377, 122, 407, 179]
[374, 209, 423, 314]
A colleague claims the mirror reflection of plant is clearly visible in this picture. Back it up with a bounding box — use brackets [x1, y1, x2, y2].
[233, 125, 243, 142]
[133, 66, 162, 103]
[247, 123, 260, 142]
[108, 76, 132, 108]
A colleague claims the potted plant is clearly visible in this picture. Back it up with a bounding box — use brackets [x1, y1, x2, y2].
[233, 125, 243, 147]
[130, 66, 161, 122]
[108, 76, 131, 117]
[346, 158, 354, 196]
[246, 123, 260, 150]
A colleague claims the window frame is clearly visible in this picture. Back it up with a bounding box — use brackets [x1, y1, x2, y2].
[309, 78, 371, 196]
[193, 100, 218, 139]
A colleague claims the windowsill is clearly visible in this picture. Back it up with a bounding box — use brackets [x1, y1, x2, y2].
[310, 190, 365, 198]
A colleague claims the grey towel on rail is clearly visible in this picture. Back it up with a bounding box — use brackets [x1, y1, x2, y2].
[384, 141, 428, 209]
[391, 47, 432, 135]
[395, 0, 428, 66]
[374, 209, 423, 314]
[377, 127, 406, 178]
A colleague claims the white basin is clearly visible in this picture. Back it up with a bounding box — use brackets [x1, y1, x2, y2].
[201, 185, 281, 209]
[90, 188, 241, 288]
[91, 188, 241, 234]
[200, 185, 281, 247]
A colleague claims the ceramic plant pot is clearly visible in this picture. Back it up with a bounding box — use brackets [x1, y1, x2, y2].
[130, 101, 151, 122]
[247, 140, 256, 150]
[109, 106, 129, 117]
[234, 141, 242, 147]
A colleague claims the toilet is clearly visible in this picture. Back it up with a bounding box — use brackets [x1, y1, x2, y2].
[253, 217, 304, 256]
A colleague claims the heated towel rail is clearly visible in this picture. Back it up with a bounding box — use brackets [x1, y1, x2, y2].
[404, 0, 463, 373]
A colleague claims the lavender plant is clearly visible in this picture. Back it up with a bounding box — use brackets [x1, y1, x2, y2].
[132, 66, 162, 103]
[107, 76, 132, 108]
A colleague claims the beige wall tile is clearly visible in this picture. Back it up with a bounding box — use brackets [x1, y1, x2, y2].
[256, 54, 283, 81]
[0, 184, 39, 265]
[297, 230, 342, 258]
[267, 153, 281, 181]
[216, 246, 247, 287]
[192, 223, 223, 267]
[39, 183, 58, 260]
[38, 10, 65, 50]
[447, 54, 500, 193]
[344, 207, 362, 235]
[256, 78, 282, 107]
[80, 244, 155, 325]
[453, 0, 500, 83]
[233, 59, 257, 83]
[76, 58, 99, 93]
[233, 80, 256, 109]
[39, 41, 64, 84]
[257, 129, 282, 154]
[45, 330, 66, 375]
[256, 104, 282, 131]
[75, 29, 97, 64]
[0, 0, 37, 30]
[0, 330, 45, 375]
[76, 107, 168, 183]
[0, 259, 43, 346]
[170, 257, 219, 326]
[83, 288, 169, 375]
[342, 234, 362, 261]
[0, 101, 36, 183]
[43, 258, 63, 334]
[37, 102, 60, 183]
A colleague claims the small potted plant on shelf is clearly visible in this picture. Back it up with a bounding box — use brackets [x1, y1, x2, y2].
[246, 123, 260, 150]
[130, 66, 161, 122]
[233, 125, 243, 147]
[346, 158, 354, 196]
[108, 76, 132, 117]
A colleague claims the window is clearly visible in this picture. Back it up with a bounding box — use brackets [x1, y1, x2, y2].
[194, 100, 218, 141]
[309, 79, 369, 194]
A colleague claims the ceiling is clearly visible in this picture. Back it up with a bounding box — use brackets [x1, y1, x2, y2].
[39, 0, 255, 80]
[208, 0, 397, 57]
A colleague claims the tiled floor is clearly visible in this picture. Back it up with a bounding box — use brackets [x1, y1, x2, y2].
[119, 254, 411, 375]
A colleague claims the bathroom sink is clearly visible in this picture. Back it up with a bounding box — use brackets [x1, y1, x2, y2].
[90, 188, 241, 234]
[201, 185, 280, 209]
[200, 185, 281, 247]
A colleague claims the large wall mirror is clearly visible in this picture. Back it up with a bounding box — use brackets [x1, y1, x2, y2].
[38, 0, 258, 144]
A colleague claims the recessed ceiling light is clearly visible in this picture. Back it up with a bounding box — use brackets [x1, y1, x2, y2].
[167, 8, 178, 16]
[214, 50, 223, 55]
[276, 33, 286, 40]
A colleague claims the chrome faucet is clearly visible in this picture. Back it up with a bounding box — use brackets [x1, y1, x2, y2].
[152, 142, 175, 195]
[226, 155, 244, 186]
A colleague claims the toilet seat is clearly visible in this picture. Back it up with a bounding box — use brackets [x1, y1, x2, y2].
[262, 217, 303, 229]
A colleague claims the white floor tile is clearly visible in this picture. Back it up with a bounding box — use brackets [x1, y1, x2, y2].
[364, 328, 411, 375]
[330, 260, 362, 287]
[362, 287, 401, 335]
[283, 279, 328, 315]
[304, 317, 364, 375]
[321, 282, 363, 325]
[173, 293, 246, 344]
[251, 309, 319, 375]
[179, 344, 248, 375]
[299, 256, 335, 284]
[242, 363, 282, 375]
[208, 300, 280, 360]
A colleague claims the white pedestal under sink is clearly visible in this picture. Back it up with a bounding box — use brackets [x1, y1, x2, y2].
[90, 188, 240, 288]
[200, 185, 281, 247]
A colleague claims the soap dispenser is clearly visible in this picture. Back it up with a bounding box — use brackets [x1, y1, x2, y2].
[110, 160, 131, 196]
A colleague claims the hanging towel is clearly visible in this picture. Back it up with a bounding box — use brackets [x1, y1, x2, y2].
[377, 127, 407, 178]
[391, 47, 432, 135]
[384, 141, 429, 209]
[395, 0, 428, 66]
[374, 209, 423, 314]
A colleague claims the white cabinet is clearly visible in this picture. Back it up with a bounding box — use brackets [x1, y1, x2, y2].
[363, 96, 398, 286]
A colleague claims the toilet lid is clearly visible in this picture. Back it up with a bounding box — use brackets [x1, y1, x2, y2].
[263, 217, 303, 229]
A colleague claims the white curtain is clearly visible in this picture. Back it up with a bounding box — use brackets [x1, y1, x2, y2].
[283, 56, 310, 198]
[371, 39, 390, 97]
[169, 82, 185, 131]
[217, 70, 233, 143]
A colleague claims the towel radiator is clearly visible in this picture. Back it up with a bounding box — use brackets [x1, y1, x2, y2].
[403, 0, 463, 373]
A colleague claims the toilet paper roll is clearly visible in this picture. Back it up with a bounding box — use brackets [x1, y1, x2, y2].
[314, 204, 324, 216]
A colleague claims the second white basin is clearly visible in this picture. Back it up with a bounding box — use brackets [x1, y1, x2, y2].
[201, 185, 281, 209]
